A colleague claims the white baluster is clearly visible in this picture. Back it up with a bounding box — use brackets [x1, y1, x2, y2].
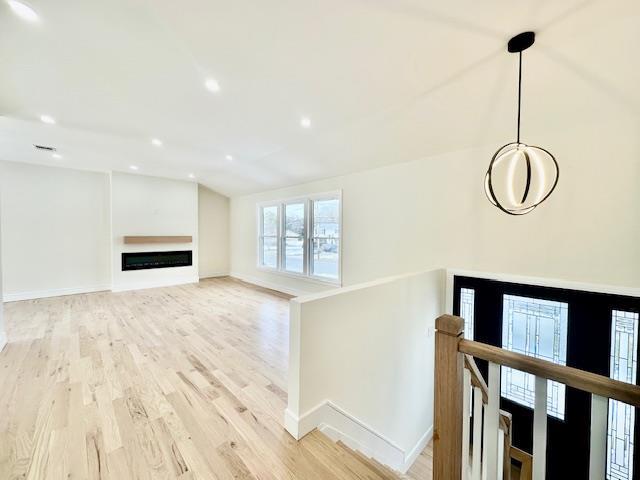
[497, 429, 505, 480]
[472, 386, 483, 480]
[482, 447, 487, 480]
[589, 394, 608, 480]
[463, 368, 471, 480]
[532, 376, 548, 480]
[483, 362, 500, 480]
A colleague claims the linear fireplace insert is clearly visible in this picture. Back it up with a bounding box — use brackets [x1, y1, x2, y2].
[122, 250, 192, 271]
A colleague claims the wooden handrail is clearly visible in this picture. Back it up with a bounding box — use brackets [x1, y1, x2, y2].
[436, 316, 512, 479]
[434, 314, 640, 480]
[435, 314, 640, 480]
[499, 409, 512, 436]
[459, 339, 640, 407]
[510, 447, 533, 480]
[464, 355, 511, 433]
[501, 410, 513, 480]
[465, 354, 488, 403]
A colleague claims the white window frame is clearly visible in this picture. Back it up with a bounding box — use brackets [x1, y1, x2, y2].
[258, 203, 280, 271]
[308, 192, 342, 282]
[257, 191, 342, 285]
[282, 198, 309, 276]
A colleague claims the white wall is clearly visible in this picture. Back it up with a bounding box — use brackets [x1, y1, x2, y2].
[285, 269, 444, 472]
[111, 172, 199, 291]
[231, 137, 640, 295]
[0, 194, 6, 351]
[0, 163, 229, 300]
[198, 185, 229, 278]
[0, 161, 110, 301]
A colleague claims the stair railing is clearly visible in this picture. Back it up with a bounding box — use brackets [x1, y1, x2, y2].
[463, 352, 520, 480]
[433, 314, 640, 480]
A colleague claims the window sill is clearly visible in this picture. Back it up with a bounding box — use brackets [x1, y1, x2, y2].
[256, 265, 342, 288]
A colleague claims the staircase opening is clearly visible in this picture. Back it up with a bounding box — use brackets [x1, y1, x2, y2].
[452, 275, 640, 479]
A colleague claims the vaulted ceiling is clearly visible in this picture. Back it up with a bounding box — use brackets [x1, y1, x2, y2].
[1, 0, 638, 196]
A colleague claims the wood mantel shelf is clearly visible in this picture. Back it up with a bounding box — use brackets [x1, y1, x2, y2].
[123, 236, 193, 245]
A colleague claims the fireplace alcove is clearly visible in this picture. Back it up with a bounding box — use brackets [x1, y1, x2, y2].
[121, 250, 193, 271]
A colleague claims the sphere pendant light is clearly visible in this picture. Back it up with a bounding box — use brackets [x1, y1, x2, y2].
[485, 32, 559, 215]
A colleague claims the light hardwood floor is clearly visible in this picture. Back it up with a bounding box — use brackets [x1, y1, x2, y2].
[0, 277, 432, 479]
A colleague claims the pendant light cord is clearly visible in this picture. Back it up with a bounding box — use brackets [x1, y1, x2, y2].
[517, 51, 522, 144]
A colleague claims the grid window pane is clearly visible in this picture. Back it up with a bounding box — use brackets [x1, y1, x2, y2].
[260, 205, 279, 268]
[285, 203, 305, 237]
[460, 288, 475, 340]
[262, 237, 277, 268]
[311, 238, 339, 279]
[284, 237, 304, 273]
[607, 310, 639, 480]
[311, 198, 340, 280]
[313, 199, 340, 237]
[501, 294, 568, 420]
[262, 206, 278, 236]
[284, 203, 305, 273]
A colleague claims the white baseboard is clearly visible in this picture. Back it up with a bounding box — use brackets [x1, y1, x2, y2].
[111, 276, 199, 293]
[284, 401, 432, 473]
[230, 272, 307, 297]
[3, 285, 111, 302]
[4, 276, 203, 300]
[403, 427, 433, 471]
[285, 402, 326, 440]
[0, 331, 7, 352]
[199, 271, 229, 280]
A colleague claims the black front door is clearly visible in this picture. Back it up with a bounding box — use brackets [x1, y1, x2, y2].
[453, 275, 640, 480]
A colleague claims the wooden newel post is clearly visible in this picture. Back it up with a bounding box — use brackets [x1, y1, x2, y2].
[434, 314, 465, 480]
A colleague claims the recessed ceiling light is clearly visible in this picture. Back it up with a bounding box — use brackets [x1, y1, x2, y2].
[7, 0, 39, 23]
[40, 114, 56, 125]
[52, 153, 62, 159]
[225, 154, 233, 162]
[300, 116, 311, 128]
[151, 138, 163, 147]
[205, 78, 220, 93]
[129, 165, 139, 171]
[188, 173, 195, 179]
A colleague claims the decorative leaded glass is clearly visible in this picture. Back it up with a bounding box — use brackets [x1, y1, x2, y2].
[501, 294, 568, 419]
[460, 288, 475, 340]
[607, 310, 639, 480]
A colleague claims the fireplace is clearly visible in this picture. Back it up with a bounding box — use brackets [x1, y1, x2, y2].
[122, 250, 192, 271]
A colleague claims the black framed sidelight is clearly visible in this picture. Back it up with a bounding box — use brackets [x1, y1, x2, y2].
[453, 275, 640, 479]
[122, 250, 192, 271]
